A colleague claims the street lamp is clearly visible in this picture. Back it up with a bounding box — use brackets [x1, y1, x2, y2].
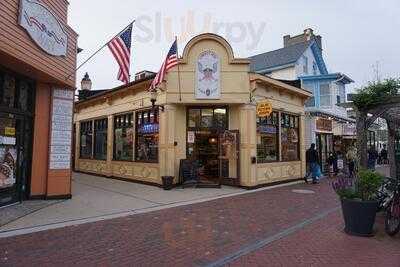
[150, 89, 164, 112]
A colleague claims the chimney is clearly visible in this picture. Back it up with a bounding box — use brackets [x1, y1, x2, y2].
[81, 72, 92, 90]
[283, 35, 291, 47]
[304, 28, 314, 41]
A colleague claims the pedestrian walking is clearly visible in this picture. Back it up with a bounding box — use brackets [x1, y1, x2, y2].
[346, 145, 357, 178]
[367, 146, 378, 170]
[380, 144, 388, 165]
[327, 150, 338, 177]
[304, 143, 321, 184]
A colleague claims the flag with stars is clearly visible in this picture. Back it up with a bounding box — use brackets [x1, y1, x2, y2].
[108, 24, 133, 84]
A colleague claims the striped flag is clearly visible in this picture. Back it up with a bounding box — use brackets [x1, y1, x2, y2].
[108, 24, 133, 84]
[150, 40, 178, 90]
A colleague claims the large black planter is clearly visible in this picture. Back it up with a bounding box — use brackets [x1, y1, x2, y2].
[341, 198, 378, 237]
[161, 176, 174, 190]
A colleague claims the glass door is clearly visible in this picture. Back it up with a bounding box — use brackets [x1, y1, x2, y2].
[0, 113, 24, 207]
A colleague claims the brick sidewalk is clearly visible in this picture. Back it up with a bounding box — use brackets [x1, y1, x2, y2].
[0, 180, 398, 266]
[229, 212, 400, 267]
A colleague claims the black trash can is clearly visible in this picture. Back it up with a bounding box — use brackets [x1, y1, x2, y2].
[162, 176, 174, 190]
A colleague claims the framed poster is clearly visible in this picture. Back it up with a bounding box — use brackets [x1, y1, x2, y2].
[195, 51, 220, 99]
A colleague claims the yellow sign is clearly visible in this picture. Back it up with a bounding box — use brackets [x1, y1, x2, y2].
[5, 127, 15, 136]
[256, 101, 273, 117]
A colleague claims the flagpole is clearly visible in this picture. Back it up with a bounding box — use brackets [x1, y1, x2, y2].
[176, 36, 182, 102]
[66, 20, 135, 81]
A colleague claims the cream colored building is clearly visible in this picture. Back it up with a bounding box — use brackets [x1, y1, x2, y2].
[74, 33, 311, 189]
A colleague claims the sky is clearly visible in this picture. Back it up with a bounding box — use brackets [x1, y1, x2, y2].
[68, 0, 400, 93]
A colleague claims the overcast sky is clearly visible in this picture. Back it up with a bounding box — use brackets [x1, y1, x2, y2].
[68, 0, 400, 93]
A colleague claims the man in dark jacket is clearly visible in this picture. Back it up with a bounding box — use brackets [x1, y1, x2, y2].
[305, 143, 319, 184]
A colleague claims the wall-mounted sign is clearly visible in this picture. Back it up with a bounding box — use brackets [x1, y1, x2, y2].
[316, 118, 333, 132]
[18, 0, 68, 56]
[4, 127, 15, 136]
[187, 131, 195, 143]
[256, 101, 272, 117]
[343, 123, 356, 136]
[196, 51, 220, 99]
[49, 89, 73, 170]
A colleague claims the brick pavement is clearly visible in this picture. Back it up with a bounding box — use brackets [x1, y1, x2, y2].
[229, 212, 400, 267]
[0, 179, 398, 267]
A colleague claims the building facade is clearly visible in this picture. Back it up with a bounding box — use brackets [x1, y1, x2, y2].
[250, 28, 354, 171]
[74, 33, 311, 188]
[0, 0, 77, 207]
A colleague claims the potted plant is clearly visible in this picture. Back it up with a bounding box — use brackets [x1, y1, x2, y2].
[332, 170, 384, 236]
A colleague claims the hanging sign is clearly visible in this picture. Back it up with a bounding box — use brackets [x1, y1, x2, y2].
[196, 51, 220, 99]
[18, 0, 68, 56]
[256, 101, 272, 117]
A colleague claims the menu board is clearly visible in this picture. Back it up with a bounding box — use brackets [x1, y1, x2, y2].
[49, 89, 73, 169]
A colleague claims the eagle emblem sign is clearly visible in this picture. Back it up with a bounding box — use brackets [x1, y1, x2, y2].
[196, 51, 220, 99]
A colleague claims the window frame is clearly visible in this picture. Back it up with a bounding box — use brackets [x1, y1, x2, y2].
[280, 113, 300, 162]
[319, 82, 331, 107]
[256, 111, 279, 163]
[93, 118, 108, 161]
[135, 108, 159, 163]
[79, 120, 94, 159]
[113, 112, 135, 162]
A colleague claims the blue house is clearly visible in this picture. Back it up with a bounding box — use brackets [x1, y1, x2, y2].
[250, 28, 354, 171]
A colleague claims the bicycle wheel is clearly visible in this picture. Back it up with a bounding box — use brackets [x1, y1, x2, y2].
[385, 194, 400, 236]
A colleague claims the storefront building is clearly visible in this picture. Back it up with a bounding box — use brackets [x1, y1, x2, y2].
[0, 0, 77, 207]
[249, 29, 355, 172]
[74, 33, 311, 188]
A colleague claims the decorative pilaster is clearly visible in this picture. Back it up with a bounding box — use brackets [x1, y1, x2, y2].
[239, 104, 257, 187]
[158, 105, 177, 181]
[106, 115, 114, 176]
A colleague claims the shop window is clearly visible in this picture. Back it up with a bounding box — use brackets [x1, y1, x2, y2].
[93, 119, 108, 160]
[80, 121, 93, 159]
[188, 109, 201, 128]
[135, 109, 159, 162]
[257, 111, 279, 163]
[114, 113, 134, 161]
[187, 107, 228, 130]
[281, 113, 300, 161]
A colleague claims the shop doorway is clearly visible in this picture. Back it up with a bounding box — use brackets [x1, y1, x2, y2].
[186, 107, 240, 187]
[316, 133, 333, 173]
[0, 113, 32, 207]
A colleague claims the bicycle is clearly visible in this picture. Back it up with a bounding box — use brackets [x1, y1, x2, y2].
[384, 177, 400, 236]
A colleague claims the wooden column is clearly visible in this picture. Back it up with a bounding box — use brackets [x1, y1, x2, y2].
[239, 104, 257, 187]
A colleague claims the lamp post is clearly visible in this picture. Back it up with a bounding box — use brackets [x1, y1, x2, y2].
[150, 89, 164, 112]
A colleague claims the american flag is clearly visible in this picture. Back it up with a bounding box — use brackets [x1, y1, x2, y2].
[150, 40, 178, 90]
[108, 24, 133, 84]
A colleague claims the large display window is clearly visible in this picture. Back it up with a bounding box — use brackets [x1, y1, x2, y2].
[80, 121, 93, 159]
[135, 109, 159, 162]
[114, 113, 134, 161]
[93, 118, 108, 160]
[281, 113, 300, 161]
[257, 111, 279, 163]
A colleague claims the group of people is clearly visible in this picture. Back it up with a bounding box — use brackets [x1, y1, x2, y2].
[304, 142, 388, 184]
[304, 143, 359, 184]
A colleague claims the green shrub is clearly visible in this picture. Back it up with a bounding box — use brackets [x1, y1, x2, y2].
[357, 169, 384, 201]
